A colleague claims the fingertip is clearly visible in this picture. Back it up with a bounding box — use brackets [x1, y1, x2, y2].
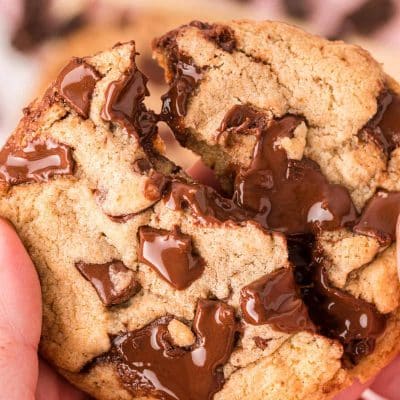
[0, 217, 42, 344]
[0, 217, 42, 399]
[370, 356, 400, 400]
[333, 379, 371, 400]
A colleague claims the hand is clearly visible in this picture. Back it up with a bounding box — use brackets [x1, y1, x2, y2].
[0, 217, 398, 400]
[0, 219, 88, 399]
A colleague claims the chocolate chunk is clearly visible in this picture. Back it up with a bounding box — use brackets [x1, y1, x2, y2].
[161, 57, 202, 123]
[138, 226, 204, 290]
[110, 300, 236, 399]
[360, 91, 400, 155]
[164, 180, 253, 225]
[228, 108, 357, 234]
[240, 268, 315, 333]
[283, 0, 313, 20]
[76, 260, 140, 306]
[159, 22, 236, 130]
[189, 21, 237, 52]
[155, 26, 203, 134]
[342, 0, 395, 36]
[0, 138, 74, 185]
[354, 191, 400, 245]
[217, 104, 266, 139]
[55, 59, 100, 118]
[304, 263, 386, 365]
[289, 235, 386, 365]
[144, 171, 169, 201]
[101, 62, 158, 141]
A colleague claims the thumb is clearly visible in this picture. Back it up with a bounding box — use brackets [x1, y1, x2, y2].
[0, 218, 42, 399]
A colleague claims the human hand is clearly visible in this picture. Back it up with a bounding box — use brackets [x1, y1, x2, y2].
[0, 219, 89, 399]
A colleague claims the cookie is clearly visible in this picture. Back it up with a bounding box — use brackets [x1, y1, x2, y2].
[0, 20, 399, 400]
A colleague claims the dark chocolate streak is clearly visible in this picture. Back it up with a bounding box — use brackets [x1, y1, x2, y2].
[55, 58, 101, 118]
[240, 268, 316, 333]
[289, 235, 386, 366]
[0, 138, 74, 185]
[76, 260, 140, 306]
[101, 62, 158, 142]
[165, 107, 357, 235]
[360, 91, 400, 155]
[157, 22, 236, 136]
[138, 226, 205, 290]
[109, 300, 237, 400]
[162, 103, 394, 365]
[354, 191, 400, 245]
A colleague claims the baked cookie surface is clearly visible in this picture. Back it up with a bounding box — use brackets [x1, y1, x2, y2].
[0, 20, 400, 400]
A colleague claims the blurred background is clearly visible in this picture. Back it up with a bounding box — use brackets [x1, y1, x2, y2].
[0, 1, 398, 399]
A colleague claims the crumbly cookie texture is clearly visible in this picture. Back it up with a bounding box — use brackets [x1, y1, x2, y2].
[153, 20, 392, 210]
[0, 20, 399, 400]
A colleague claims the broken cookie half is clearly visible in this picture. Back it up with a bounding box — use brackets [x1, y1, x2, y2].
[0, 20, 399, 400]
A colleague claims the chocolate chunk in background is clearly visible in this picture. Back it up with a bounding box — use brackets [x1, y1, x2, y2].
[76, 260, 140, 306]
[331, 0, 396, 39]
[109, 299, 237, 400]
[283, 0, 313, 20]
[12, 0, 86, 51]
[55, 58, 101, 118]
[0, 138, 74, 185]
[138, 226, 205, 290]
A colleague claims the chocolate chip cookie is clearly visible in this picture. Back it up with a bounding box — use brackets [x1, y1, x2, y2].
[1, 20, 400, 400]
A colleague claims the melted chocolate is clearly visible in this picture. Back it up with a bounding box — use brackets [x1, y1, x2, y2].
[0, 138, 74, 185]
[144, 171, 169, 202]
[159, 22, 236, 131]
[138, 226, 204, 290]
[354, 191, 400, 245]
[228, 108, 357, 234]
[76, 260, 140, 306]
[101, 64, 158, 141]
[55, 58, 100, 118]
[164, 180, 253, 225]
[289, 235, 386, 365]
[217, 104, 266, 139]
[110, 300, 236, 399]
[240, 268, 315, 333]
[161, 57, 202, 124]
[360, 91, 400, 155]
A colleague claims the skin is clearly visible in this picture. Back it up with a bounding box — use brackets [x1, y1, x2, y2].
[0, 217, 398, 399]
